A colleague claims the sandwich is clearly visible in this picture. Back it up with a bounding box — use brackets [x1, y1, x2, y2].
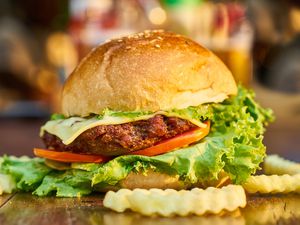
[0, 30, 273, 197]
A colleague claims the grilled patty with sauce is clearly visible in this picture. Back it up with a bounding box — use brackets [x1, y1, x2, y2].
[42, 115, 197, 156]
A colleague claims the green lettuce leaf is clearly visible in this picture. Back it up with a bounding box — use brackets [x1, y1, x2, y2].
[104, 105, 214, 122]
[104, 109, 153, 119]
[0, 86, 273, 197]
[33, 170, 92, 197]
[0, 156, 52, 192]
[50, 113, 66, 120]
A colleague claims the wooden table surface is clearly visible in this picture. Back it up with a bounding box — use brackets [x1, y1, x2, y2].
[0, 193, 300, 225]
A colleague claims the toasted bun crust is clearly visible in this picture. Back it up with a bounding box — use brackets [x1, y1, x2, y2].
[96, 171, 230, 191]
[62, 30, 237, 117]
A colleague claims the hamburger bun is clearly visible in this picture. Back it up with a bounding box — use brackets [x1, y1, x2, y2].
[62, 30, 237, 117]
[97, 170, 230, 191]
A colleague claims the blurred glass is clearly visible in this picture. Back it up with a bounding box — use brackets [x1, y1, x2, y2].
[162, 1, 253, 86]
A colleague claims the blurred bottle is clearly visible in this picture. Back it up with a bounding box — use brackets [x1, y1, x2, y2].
[248, 0, 300, 93]
[68, 0, 150, 60]
[162, 0, 202, 35]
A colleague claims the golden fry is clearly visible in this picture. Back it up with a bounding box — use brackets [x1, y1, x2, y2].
[243, 174, 300, 194]
[264, 155, 300, 175]
[103, 185, 246, 217]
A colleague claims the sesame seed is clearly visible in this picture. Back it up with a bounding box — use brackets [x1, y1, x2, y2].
[117, 39, 123, 42]
[157, 36, 163, 40]
[126, 46, 131, 50]
[155, 44, 160, 48]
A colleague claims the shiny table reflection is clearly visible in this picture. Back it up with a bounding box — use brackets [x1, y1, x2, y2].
[0, 193, 299, 225]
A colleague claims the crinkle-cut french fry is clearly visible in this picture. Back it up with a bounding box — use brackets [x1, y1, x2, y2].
[264, 155, 300, 175]
[103, 185, 246, 217]
[243, 174, 300, 194]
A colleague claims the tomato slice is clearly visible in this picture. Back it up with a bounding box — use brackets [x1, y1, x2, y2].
[127, 120, 210, 156]
[33, 148, 110, 163]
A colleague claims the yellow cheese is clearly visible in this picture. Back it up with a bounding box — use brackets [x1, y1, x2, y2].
[40, 111, 207, 145]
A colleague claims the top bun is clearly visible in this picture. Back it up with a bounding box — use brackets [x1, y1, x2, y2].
[62, 30, 237, 117]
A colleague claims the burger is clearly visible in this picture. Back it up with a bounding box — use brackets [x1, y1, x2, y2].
[0, 30, 273, 197]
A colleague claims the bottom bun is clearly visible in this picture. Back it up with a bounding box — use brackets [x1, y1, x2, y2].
[96, 170, 230, 191]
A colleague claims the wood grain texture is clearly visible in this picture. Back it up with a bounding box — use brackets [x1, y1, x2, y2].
[0, 193, 104, 225]
[0, 194, 14, 208]
[242, 195, 300, 225]
[0, 194, 299, 225]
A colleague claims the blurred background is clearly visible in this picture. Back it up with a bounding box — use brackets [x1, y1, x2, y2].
[0, 0, 299, 160]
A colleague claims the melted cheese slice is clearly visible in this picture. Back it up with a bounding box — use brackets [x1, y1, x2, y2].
[40, 111, 207, 145]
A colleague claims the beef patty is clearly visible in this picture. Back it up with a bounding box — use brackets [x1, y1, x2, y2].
[42, 115, 197, 156]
